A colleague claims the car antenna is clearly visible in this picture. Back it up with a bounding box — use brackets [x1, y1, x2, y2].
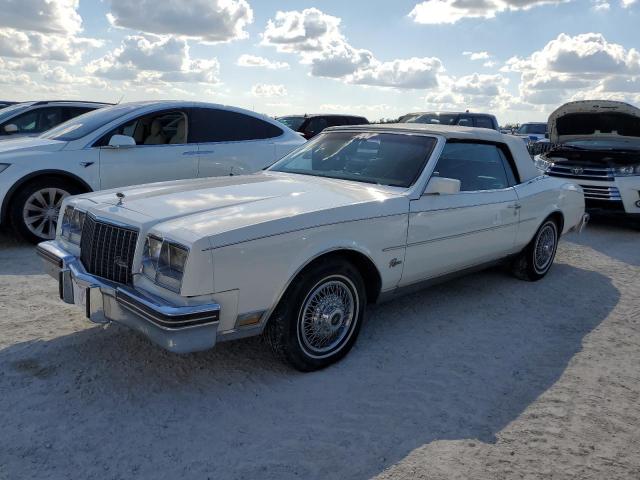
[116, 94, 125, 104]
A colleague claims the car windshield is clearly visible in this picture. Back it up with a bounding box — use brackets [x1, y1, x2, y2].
[406, 114, 459, 125]
[0, 103, 31, 123]
[270, 131, 437, 188]
[41, 104, 141, 141]
[518, 124, 546, 135]
[276, 116, 306, 131]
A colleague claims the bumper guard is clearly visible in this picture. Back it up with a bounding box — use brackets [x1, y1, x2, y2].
[36, 241, 221, 354]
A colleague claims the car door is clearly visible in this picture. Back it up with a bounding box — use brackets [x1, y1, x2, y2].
[400, 141, 521, 286]
[96, 109, 198, 189]
[189, 107, 284, 177]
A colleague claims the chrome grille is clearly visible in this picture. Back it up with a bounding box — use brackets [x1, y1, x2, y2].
[580, 185, 622, 201]
[548, 163, 614, 181]
[80, 215, 139, 284]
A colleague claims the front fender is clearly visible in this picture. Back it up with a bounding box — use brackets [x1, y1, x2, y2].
[210, 213, 408, 332]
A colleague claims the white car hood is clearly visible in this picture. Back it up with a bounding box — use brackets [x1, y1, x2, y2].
[548, 100, 640, 144]
[80, 172, 407, 247]
[0, 136, 66, 156]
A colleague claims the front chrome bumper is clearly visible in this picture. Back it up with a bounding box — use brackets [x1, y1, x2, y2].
[36, 241, 221, 354]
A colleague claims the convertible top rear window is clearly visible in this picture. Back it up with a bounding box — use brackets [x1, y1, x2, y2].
[270, 131, 436, 188]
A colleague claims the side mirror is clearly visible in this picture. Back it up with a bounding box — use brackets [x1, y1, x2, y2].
[107, 134, 136, 148]
[4, 124, 18, 134]
[424, 176, 461, 195]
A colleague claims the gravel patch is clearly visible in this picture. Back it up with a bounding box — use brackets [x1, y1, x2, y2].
[0, 220, 638, 479]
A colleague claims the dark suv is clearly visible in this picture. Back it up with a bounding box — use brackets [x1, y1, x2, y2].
[276, 114, 369, 139]
[398, 111, 500, 131]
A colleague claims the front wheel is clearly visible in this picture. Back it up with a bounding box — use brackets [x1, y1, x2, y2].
[265, 258, 366, 371]
[511, 218, 559, 281]
[9, 178, 80, 243]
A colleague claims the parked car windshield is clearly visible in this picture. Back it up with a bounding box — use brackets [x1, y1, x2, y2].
[276, 116, 306, 131]
[518, 123, 546, 135]
[41, 104, 141, 141]
[270, 131, 436, 188]
[405, 113, 459, 126]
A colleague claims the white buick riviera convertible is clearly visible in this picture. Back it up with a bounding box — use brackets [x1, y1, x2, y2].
[38, 124, 588, 371]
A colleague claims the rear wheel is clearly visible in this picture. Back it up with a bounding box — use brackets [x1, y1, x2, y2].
[265, 258, 366, 371]
[10, 178, 81, 243]
[512, 218, 559, 281]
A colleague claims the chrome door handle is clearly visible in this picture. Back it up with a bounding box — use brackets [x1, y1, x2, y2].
[182, 151, 200, 156]
[508, 203, 522, 210]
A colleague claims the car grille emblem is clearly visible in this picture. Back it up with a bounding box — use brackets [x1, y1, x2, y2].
[571, 167, 584, 175]
[116, 192, 125, 206]
[114, 256, 129, 270]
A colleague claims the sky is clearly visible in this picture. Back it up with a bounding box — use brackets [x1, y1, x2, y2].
[0, 0, 639, 125]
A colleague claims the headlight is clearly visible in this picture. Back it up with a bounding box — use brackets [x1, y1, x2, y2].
[534, 156, 553, 172]
[60, 206, 85, 244]
[613, 164, 640, 176]
[0, 163, 10, 174]
[141, 235, 189, 292]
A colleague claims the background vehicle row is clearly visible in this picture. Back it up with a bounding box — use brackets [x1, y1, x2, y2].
[0, 101, 304, 242]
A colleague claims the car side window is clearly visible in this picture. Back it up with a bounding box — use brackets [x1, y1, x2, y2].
[94, 110, 190, 147]
[189, 108, 283, 143]
[63, 107, 95, 121]
[433, 142, 512, 192]
[456, 116, 473, 127]
[304, 117, 329, 137]
[5, 107, 64, 134]
[474, 116, 494, 129]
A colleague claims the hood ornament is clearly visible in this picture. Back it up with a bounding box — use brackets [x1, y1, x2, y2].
[116, 192, 125, 206]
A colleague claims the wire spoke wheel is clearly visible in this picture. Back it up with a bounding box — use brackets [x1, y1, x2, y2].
[533, 222, 557, 273]
[297, 276, 359, 359]
[22, 187, 70, 240]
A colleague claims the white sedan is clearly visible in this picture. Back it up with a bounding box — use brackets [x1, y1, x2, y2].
[0, 101, 304, 242]
[37, 124, 587, 371]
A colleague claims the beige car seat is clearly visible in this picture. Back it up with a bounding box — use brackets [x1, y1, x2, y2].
[144, 120, 166, 145]
[169, 119, 186, 144]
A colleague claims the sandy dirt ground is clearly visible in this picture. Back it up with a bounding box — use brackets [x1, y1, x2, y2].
[0, 219, 639, 479]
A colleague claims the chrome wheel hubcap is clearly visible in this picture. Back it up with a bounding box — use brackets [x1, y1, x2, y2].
[23, 187, 69, 239]
[299, 277, 358, 357]
[534, 223, 556, 273]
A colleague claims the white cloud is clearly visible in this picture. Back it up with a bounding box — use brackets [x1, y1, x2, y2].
[348, 57, 443, 89]
[0, 1, 100, 67]
[463, 51, 491, 61]
[319, 103, 390, 113]
[261, 8, 444, 89]
[261, 8, 374, 78]
[622, 0, 637, 6]
[237, 54, 289, 69]
[107, 0, 253, 43]
[0, 28, 101, 63]
[409, 0, 570, 24]
[251, 83, 288, 97]
[504, 33, 640, 105]
[591, 0, 611, 10]
[0, 0, 82, 35]
[87, 35, 220, 84]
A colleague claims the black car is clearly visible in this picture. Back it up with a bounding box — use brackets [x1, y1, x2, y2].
[398, 111, 500, 131]
[277, 114, 369, 139]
